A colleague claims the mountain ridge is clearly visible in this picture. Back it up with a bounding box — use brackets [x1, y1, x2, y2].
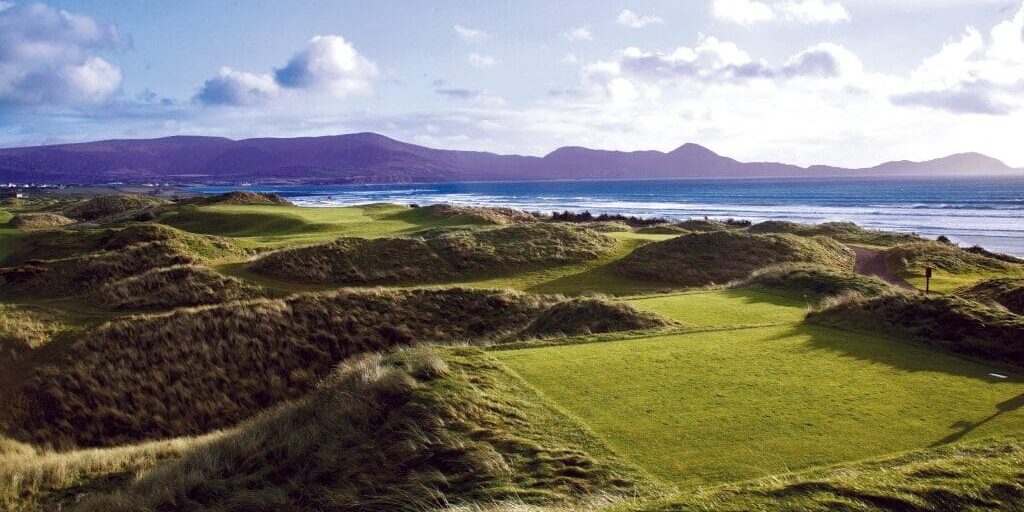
[0, 132, 1015, 185]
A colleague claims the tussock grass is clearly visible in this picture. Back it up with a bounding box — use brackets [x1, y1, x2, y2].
[887, 241, 1015, 275]
[522, 298, 671, 338]
[73, 347, 642, 511]
[807, 293, 1024, 368]
[422, 204, 537, 225]
[249, 224, 616, 285]
[0, 241, 195, 298]
[623, 437, 1024, 512]
[741, 263, 895, 301]
[956, 278, 1024, 315]
[615, 231, 854, 287]
[749, 220, 919, 246]
[180, 191, 294, 206]
[8, 213, 76, 230]
[0, 304, 67, 364]
[92, 265, 262, 310]
[0, 433, 217, 512]
[11, 288, 665, 447]
[62, 195, 168, 222]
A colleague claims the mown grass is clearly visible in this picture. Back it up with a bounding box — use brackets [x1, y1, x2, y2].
[495, 323, 1024, 486]
[625, 289, 809, 327]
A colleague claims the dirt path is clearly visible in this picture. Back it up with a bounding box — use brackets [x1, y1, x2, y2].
[850, 246, 914, 289]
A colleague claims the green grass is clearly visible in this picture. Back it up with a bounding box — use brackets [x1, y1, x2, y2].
[157, 203, 490, 249]
[495, 322, 1024, 487]
[0, 210, 25, 262]
[626, 289, 810, 326]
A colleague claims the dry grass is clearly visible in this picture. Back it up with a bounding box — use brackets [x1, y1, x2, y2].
[420, 204, 537, 225]
[741, 263, 895, 301]
[955, 278, 1024, 315]
[10, 288, 666, 448]
[62, 195, 169, 222]
[72, 347, 642, 511]
[886, 241, 1017, 275]
[0, 304, 67, 364]
[615, 231, 855, 287]
[180, 191, 294, 206]
[8, 213, 76, 230]
[249, 224, 616, 285]
[748, 221, 919, 246]
[92, 265, 262, 310]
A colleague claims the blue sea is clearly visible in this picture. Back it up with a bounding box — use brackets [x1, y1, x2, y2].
[191, 176, 1024, 256]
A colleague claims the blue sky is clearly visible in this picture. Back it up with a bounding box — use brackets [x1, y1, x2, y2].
[2, 0, 1023, 167]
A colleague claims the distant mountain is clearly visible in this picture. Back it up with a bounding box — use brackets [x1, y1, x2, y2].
[0, 132, 1015, 185]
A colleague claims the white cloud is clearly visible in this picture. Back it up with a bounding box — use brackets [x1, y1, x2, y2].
[712, 0, 850, 25]
[892, 3, 1024, 115]
[778, 0, 850, 24]
[563, 53, 579, 64]
[563, 26, 594, 42]
[454, 24, 488, 42]
[468, 53, 496, 68]
[711, 0, 776, 24]
[195, 67, 279, 106]
[274, 35, 378, 97]
[616, 9, 664, 28]
[0, 2, 125, 106]
[194, 34, 378, 106]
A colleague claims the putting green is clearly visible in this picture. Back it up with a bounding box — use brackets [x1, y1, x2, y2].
[495, 323, 1024, 486]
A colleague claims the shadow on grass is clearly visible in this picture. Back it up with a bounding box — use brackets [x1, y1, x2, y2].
[767, 323, 1024, 383]
[930, 392, 1024, 447]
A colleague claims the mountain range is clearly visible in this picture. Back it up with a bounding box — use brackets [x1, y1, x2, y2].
[0, 132, 1017, 185]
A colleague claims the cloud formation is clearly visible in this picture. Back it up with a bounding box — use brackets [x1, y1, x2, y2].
[616, 9, 664, 28]
[711, 0, 849, 25]
[563, 27, 593, 42]
[468, 53, 496, 68]
[432, 79, 479, 99]
[0, 2, 124, 106]
[454, 25, 488, 42]
[196, 35, 377, 106]
[891, 4, 1024, 115]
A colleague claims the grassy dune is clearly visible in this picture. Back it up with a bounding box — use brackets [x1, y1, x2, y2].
[741, 264, 895, 301]
[886, 241, 1024, 293]
[74, 347, 646, 511]
[749, 221, 920, 247]
[616, 231, 855, 287]
[11, 289, 665, 448]
[249, 224, 615, 285]
[956, 277, 1024, 315]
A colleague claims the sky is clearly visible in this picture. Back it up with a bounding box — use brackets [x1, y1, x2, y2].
[1, 0, 1023, 168]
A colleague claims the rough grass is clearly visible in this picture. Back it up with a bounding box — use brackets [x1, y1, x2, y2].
[748, 221, 919, 246]
[622, 436, 1024, 512]
[92, 265, 262, 311]
[62, 195, 169, 222]
[2, 223, 243, 265]
[956, 278, 1024, 315]
[180, 191, 294, 206]
[886, 241, 1024, 293]
[0, 241, 195, 298]
[420, 203, 537, 225]
[615, 231, 854, 287]
[0, 304, 67, 364]
[522, 298, 671, 338]
[72, 347, 644, 512]
[10, 288, 666, 448]
[249, 224, 616, 285]
[741, 263, 895, 301]
[8, 213, 76, 230]
[808, 293, 1024, 368]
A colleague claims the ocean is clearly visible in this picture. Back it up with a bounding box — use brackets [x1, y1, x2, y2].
[190, 176, 1024, 256]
